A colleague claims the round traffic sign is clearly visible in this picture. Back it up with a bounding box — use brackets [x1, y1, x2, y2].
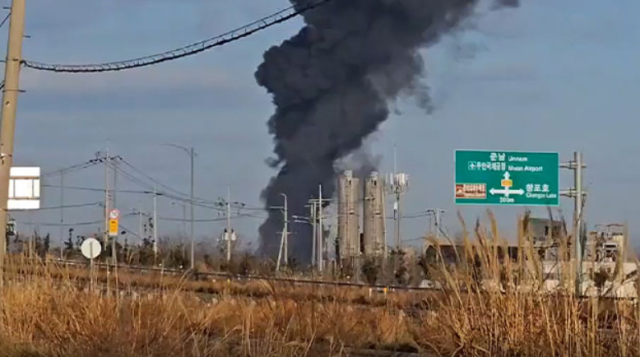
[80, 237, 102, 260]
[109, 209, 120, 220]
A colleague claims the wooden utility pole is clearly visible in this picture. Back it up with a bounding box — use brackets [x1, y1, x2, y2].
[0, 0, 27, 292]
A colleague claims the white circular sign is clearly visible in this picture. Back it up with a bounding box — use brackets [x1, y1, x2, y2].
[109, 209, 120, 220]
[80, 238, 102, 260]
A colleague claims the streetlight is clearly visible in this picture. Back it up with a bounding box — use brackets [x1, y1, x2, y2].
[171, 201, 187, 237]
[162, 143, 196, 270]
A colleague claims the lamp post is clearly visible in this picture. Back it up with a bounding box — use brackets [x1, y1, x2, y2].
[162, 144, 196, 270]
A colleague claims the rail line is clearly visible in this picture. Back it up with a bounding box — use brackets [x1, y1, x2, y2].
[6, 258, 638, 303]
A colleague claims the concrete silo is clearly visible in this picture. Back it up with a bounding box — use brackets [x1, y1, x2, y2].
[337, 170, 361, 261]
[363, 172, 386, 257]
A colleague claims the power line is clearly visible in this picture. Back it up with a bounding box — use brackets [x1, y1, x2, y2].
[117, 158, 206, 203]
[0, 12, 10, 29]
[108, 165, 224, 211]
[19, 201, 102, 211]
[42, 184, 151, 195]
[22, 0, 334, 73]
[42, 158, 102, 178]
[16, 220, 102, 227]
[158, 213, 259, 223]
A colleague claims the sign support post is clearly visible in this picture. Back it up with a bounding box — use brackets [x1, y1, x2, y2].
[560, 152, 586, 296]
[80, 238, 102, 294]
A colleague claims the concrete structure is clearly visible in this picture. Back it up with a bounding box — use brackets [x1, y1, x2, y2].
[363, 172, 386, 257]
[337, 171, 360, 260]
[586, 223, 626, 263]
[524, 217, 567, 261]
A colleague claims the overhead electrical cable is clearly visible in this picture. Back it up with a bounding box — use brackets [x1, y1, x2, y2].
[16, 220, 102, 227]
[0, 12, 10, 29]
[42, 158, 103, 178]
[108, 162, 228, 211]
[24, 202, 102, 211]
[22, 0, 334, 73]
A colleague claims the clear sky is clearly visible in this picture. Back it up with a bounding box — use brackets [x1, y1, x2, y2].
[5, 0, 640, 251]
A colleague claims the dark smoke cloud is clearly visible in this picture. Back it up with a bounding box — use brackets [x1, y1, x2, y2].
[255, 0, 519, 263]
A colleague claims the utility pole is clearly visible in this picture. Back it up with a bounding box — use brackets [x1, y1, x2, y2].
[310, 201, 317, 269]
[138, 203, 143, 242]
[112, 158, 118, 208]
[189, 147, 195, 270]
[560, 151, 586, 296]
[426, 209, 445, 239]
[284, 200, 288, 265]
[111, 156, 118, 271]
[395, 191, 401, 250]
[103, 149, 110, 246]
[162, 144, 196, 269]
[425, 209, 445, 253]
[226, 186, 232, 263]
[388, 173, 409, 251]
[574, 152, 584, 296]
[0, 0, 27, 291]
[153, 184, 158, 264]
[59, 173, 65, 243]
[317, 185, 323, 273]
[276, 193, 289, 271]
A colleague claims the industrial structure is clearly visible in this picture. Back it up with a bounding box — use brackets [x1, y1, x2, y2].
[363, 172, 386, 257]
[336, 170, 389, 265]
[337, 171, 361, 262]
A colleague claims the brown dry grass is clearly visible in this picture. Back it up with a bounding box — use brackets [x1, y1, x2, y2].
[1, 213, 640, 356]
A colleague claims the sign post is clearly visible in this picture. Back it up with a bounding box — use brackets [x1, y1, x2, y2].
[80, 237, 102, 292]
[108, 209, 120, 286]
[455, 150, 559, 206]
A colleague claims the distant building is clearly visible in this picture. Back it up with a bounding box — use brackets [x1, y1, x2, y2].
[523, 217, 567, 261]
[586, 223, 626, 263]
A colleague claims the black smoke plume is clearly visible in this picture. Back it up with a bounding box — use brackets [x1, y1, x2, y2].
[255, 0, 518, 263]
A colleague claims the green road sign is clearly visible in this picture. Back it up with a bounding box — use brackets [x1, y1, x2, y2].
[455, 150, 559, 206]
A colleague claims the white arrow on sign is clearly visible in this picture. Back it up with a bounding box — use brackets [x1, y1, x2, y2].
[490, 188, 524, 196]
[490, 171, 524, 197]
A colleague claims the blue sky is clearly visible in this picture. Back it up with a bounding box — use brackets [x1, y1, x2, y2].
[5, 0, 640, 251]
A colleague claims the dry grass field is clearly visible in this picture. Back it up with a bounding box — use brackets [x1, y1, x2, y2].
[1, 215, 640, 356]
